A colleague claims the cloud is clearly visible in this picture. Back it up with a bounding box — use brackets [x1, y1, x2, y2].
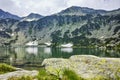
[67, 0, 120, 10]
[0, 0, 120, 17]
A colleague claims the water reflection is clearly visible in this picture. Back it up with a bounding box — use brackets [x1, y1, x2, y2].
[9, 57, 13, 65]
[61, 48, 73, 53]
[14, 47, 52, 63]
[15, 47, 26, 60]
[26, 47, 38, 55]
[0, 47, 120, 69]
[44, 47, 51, 54]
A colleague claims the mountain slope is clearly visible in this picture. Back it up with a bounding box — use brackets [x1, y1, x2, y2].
[0, 6, 120, 47]
[0, 18, 19, 46]
[0, 9, 21, 20]
[32, 6, 120, 46]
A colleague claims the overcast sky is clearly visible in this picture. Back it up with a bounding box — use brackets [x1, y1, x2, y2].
[0, 0, 120, 17]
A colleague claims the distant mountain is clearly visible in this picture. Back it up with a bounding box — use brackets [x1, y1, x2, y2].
[0, 6, 120, 47]
[58, 6, 107, 15]
[0, 9, 21, 20]
[22, 13, 43, 21]
[106, 8, 120, 15]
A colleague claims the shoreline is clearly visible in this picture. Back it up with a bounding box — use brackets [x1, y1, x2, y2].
[0, 55, 120, 80]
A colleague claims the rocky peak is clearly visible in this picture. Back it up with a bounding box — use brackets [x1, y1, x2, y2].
[58, 6, 107, 15]
[22, 13, 43, 21]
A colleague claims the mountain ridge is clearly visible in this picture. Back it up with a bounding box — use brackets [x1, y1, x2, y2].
[0, 9, 21, 20]
[58, 6, 107, 15]
[0, 6, 120, 18]
[0, 6, 120, 47]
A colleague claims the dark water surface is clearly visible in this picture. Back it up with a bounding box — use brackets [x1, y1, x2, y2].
[0, 47, 120, 70]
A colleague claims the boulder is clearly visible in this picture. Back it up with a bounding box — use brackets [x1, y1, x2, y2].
[0, 70, 38, 80]
[42, 55, 120, 79]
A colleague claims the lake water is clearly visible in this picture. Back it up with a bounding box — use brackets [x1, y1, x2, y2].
[0, 47, 120, 70]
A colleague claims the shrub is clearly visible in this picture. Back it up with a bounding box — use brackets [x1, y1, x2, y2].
[0, 63, 16, 74]
[62, 69, 84, 80]
[37, 68, 58, 80]
[115, 68, 120, 80]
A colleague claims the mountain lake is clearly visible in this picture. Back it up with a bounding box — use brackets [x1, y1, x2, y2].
[0, 47, 120, 70]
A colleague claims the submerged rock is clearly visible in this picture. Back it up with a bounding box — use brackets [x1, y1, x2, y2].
[0, 70, 38, 80]
[42, 55, 120, 79]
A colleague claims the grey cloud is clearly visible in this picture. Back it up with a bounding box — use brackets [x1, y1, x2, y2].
[0, 0, 16, 11]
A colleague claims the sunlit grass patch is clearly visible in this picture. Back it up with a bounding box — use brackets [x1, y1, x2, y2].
[0, 63, 16, 74]
[62, 69, 84, 80]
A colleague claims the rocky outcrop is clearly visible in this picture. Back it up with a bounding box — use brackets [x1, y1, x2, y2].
[0, 69, 38, 80]
[42, 55, 120, 79]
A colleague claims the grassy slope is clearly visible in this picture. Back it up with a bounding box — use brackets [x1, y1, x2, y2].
[0, 63, 16, 74]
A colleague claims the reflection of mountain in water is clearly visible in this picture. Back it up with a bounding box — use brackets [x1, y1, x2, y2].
[61, 48, 73, 53]
[12, 47, 52, 67]
[15, 47, 26, 60]
[14, 47, 52, 62]
[44, 47, 51, 54]
[0, 47, 120, 69]
[25, 47, 38, 55]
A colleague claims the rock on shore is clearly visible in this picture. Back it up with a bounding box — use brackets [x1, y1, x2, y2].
[0, 69, 38, 80]
[42, 55, 120, 79]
